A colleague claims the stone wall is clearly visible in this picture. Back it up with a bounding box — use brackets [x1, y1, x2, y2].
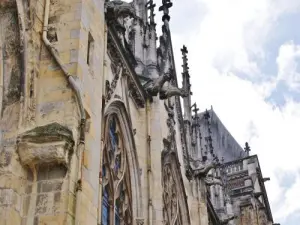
[0, 0, 106, 224]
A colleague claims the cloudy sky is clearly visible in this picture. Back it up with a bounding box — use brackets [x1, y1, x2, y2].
[152, 0, 300, 224]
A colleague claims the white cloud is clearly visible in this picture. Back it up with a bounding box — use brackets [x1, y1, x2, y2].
[275, 173, 300, 222]
[186, 58, 300, 223]
[169, 0, 300, 79]
[276, 41, 300, 91]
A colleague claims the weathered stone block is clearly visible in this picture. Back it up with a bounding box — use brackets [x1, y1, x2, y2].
[17, 123, 74, 167]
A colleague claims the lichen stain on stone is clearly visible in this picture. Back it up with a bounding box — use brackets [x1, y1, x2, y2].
[0, 150, 12, 167]
[0, 102, 20, 131]
[0, 0, 16, 9]
[20, 122, 74, 145]
[0, 7, 22, 118]
[49, 0, 71, 24]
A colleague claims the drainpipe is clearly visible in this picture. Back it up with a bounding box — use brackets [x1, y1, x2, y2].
[16, 0, 27, 126]
[146, 99, 152, 225]
[42, 1, 86, 225]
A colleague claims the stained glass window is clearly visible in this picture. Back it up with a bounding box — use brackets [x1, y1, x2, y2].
[101, 116, 132, 225]
[115, 198, 120, 225]
[102, 187, 110, 225]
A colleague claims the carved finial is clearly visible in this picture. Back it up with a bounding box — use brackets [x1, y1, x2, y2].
[181, 45, 190, 77]
[181, 45, 193, 121]
[204, 109, 210, 120]
[214, 156, 219, 163]
[244, 142, 251, 156]
[146, 0, 156, 25]
[192, 103, 199, 116]
[181, 45, 188, 66]
[159, 0, 173, 22]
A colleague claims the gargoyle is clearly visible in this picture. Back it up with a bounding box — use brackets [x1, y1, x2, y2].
[205, 175, 223, 186]
[162, 138, 170, 156]
[145, 69, 189, 99]
[194, 161, 217, 178]
[145, 73, 171, 96]
[221, 215, 237, 225]
[105, 1, 136, 19]
[159, 83, 189, 99]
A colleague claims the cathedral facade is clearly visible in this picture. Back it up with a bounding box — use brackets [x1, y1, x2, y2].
[0, 0, 276, 224]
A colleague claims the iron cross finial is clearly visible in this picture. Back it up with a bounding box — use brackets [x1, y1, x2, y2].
[159, 0, 173, 22]
[244, 142, 251, 156]
[146, 0, 156, 25]
[192, 103, 199, 115]
[181, 45, 189, 72]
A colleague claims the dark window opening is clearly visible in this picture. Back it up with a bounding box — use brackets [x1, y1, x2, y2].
[87, 33, 94, 66]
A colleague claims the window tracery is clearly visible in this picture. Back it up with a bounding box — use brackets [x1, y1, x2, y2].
[102, 116, 132, 225]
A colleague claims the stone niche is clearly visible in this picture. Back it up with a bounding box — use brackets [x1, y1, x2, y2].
[17, 123, 75, 168]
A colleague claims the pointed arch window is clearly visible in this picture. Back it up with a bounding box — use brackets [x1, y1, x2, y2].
[102, 116, 132, 225]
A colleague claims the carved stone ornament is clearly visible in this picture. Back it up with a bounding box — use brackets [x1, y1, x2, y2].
[161, 147, 190, 225]
[144, 72, 171, 96]
[185, 166, 193, 181]
[105, 66, 123, 102]
[105, 0, 136, 45]
[205, 175, 223, 186]
[127, 76, 146, 107]
[193, 161, 217, 178]
[221, 215, 237, 225]
[162, 99, 178, 155]
[135, 218, 144, 225]
[144, 70, 189, 99]
[16, 123, 74, 167]
[161, 99, 191, 225]
[159, 82, 189, 100]
[162, 98, 179, 224]
[162, 163, 182, 225]
[105, 0, 136, 20]
[107, 28, 145, 107]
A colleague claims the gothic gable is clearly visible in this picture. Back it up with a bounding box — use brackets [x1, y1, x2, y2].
[162, 149, 190, 225]
[161, 100, 190, 225]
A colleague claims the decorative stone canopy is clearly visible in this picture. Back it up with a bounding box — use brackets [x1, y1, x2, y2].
[17, 123, 74, 167]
